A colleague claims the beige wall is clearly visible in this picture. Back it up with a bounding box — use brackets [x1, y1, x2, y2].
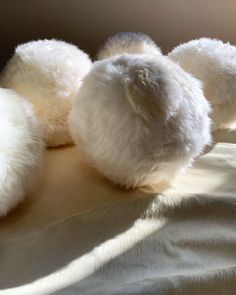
[0, 0, 236, 67]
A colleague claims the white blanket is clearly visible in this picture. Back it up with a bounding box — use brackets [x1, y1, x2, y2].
[0, 132, 236, 295]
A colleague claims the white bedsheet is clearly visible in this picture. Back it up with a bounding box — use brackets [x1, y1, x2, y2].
[0, 131, 236, 295]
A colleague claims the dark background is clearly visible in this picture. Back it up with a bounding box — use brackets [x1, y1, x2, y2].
[1, 0, 236, 67]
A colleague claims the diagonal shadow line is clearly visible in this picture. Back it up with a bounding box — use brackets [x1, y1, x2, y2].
[0, 194, 156, 289]
[1, 192, 236, 294]
[50, 194, 236, 295]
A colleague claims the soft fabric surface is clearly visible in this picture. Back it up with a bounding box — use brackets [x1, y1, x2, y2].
[0, 131, 235, 294]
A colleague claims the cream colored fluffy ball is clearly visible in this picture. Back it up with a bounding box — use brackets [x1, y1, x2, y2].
[0, 88, 43, 216]
[169, 38, 236, 130]
[0, 39, 92, 147]
[97, 32, 161, 60]
[69, 54, 211, 188]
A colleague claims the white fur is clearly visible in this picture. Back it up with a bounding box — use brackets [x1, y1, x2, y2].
[69, 54, 211, 188]
[0, 39, 92, 147]
[169, 38, 236, 130]
[0, 88, 43, 216]
[97, 32, 161, 60]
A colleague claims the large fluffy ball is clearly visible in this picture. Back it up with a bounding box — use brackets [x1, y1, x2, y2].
[0, 88, 43, 216]
[97, 32, 161, 60]
[0, 39, 92, 147]
[69, 54, 211, 189]
[169, 38, 236, 130]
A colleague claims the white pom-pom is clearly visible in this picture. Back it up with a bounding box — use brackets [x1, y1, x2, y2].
[97, 32, 161, 60]
[0, 88, 43, 216]
[169, 38, 236, 130]
[0, 39, 92, 147]
[69, 54, 211, 188]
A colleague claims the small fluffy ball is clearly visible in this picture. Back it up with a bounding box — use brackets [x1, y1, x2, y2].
[69, 54, 211, 188]
[0, 39, 92, 147]
[97, 32, 162, 60]
[169, 38, 236, 130]
[0, 88, 43, 216]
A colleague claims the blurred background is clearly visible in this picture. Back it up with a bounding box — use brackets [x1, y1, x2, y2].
[0, 0, 236, 67]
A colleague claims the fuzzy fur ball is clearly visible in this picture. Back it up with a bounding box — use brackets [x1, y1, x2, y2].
[0, 39, 92, 147]
[97, 32, 161, 60]
[69, 54, 211, 188]
[169, 38, 236, 130]
[0, 88, 43, 216]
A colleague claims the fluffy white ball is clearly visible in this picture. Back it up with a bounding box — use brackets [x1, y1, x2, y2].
[69, 54, 211, 188]
[0, 88, 43, 216]
[169, 38, 236, 130]
[0, 39, 92, 147]
[97, 32, 162, 60]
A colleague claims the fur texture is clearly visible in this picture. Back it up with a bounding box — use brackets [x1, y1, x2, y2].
[69, 54, 211, 188]
[169, 38, 236, 130]
[0, 39, 92, 147]
[97, 32, 161, 60]
[0, 88, 43, 216]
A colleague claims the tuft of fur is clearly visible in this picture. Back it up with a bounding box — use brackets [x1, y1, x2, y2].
[69, 54, 211, 189]
[0, 39, 92, 147]
[0, 88, 43, 216]
[169, 38, 236, 130]
[97, 32, 161, 60]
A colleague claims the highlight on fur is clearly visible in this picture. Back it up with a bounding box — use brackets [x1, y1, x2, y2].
[69, 53, 212, 189]
[0, 39, 92, 147]
[97, 32, 162, 60]
[169, 38, 236, 130]
[0, 88, 43, 216]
